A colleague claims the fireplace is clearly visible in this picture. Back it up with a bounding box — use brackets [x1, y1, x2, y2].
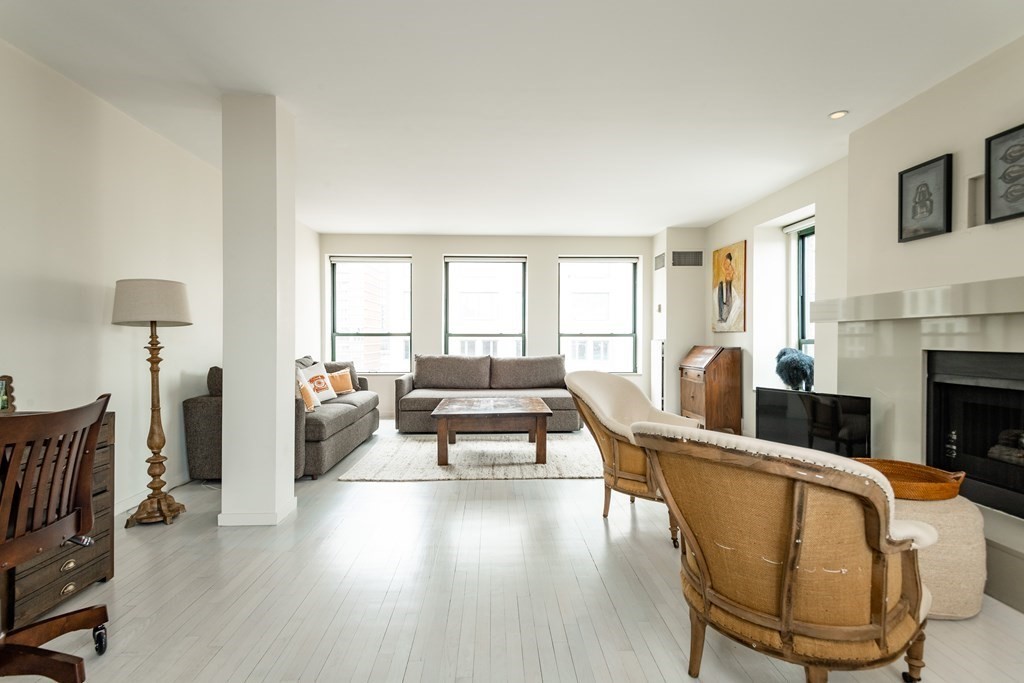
[928, 351, 1024, 518]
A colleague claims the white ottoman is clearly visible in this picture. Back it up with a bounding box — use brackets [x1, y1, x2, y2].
[895, 496, 986, 619]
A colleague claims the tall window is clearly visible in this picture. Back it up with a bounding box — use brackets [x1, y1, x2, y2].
[445, 257, 526, 356]
[331, 257, 412, 372]
[797, 227, 815, 356]
[558, 257, 637, 372]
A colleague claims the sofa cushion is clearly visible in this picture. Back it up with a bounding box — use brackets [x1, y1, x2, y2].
[399, 387, 576, 412]
[296, 356, 316, 369]
[327, 389, 379, 416]
[414, 354, 491, 389]
[305, 391, 378, 442]
[208, 366, 223, 396]
[490, 355, 566, 389]
[305, 403, 360, 442]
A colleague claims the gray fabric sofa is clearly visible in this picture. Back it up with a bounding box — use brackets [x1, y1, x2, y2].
[395, 354, 582, 433]
[183, 358, 380, 480]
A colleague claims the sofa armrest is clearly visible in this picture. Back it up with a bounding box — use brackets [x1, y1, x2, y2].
[358, 376, 369, 391]
[395, 373, 415, 431]
[182, 395, 223, 480]
[294, 397, 307, 478]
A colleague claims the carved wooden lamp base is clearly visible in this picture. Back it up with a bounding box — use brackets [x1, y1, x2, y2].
[111, 278, 193, 531]
[125, 492, 186, 528]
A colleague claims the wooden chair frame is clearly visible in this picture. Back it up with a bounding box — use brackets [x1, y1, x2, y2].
[569, 393, 681, 547]
[635, 427, 927, 683]
[0, 395, 111, 683]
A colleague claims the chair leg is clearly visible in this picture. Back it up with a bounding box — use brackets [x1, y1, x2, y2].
[668, 509, 680, 548]
[0, 644, 85, 683]
[603, 485, 612, 518]
[687, 607, 706, 678]
[902, 625, 927, 682]
[804, 666, 828, 683]
[5, 605, 108, 647]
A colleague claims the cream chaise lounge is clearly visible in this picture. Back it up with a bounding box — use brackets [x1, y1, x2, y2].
[566, 370, 699, 547]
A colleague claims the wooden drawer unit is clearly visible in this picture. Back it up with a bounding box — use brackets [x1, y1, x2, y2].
[679, 347, 742, 434]
[13, 555, 111, 627]
[681, 367, 705, 383]
[2, 412, 115, 630]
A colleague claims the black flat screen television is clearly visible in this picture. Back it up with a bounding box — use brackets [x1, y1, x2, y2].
[755, 387, 871, 457]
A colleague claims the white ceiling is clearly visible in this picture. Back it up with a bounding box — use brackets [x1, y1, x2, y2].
[2, 2, 1023, 236]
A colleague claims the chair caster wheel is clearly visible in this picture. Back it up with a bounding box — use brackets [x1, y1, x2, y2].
[93, 624, 107, 655]
[672, 539, 680, 548]
[901, 673, 920, 683]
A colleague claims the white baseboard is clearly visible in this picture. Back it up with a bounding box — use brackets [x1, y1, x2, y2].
[115, 489, 151, 516]
[217, 496, 297, 526]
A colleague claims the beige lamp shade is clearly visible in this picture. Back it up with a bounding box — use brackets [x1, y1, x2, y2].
[112, 279, 193, 327]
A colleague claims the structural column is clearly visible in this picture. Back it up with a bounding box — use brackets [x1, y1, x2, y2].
[219, 93, 297, 525]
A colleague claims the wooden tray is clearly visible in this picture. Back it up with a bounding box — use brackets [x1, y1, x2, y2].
[854, 458, 965, 500]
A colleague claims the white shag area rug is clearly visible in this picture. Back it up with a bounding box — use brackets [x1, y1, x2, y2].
[338, 432, 602, 482]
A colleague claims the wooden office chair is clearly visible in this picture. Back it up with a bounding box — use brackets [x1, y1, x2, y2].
[0, 395, 111, 683]
[566, 371, 699, 547]
[633, 422, 934, 683]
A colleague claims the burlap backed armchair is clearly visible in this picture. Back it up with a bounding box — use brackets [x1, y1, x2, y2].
[566, 371, 699, 547]
[632, 422, 935, 683]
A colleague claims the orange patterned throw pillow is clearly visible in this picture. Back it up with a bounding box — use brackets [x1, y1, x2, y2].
[295, 368, 320, 412]
[300, 362, 338, 402]
[328, 370, 355, 395]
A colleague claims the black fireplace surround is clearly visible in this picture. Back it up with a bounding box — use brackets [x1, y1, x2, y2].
[928, 351, 1024, 518]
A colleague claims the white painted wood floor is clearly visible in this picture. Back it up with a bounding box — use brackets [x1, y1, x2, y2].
[14, 425, 1024, 682]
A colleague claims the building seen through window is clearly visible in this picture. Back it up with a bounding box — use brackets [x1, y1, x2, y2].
[445, 258, 526, 356]
[798, 228, 815, 356]
[559, 258, 637, 372]
[332, 258, 412, 372]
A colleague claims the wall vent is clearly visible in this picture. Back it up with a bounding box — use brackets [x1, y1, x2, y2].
[672, 251, 703, 267]
[654, 253, 665, 270]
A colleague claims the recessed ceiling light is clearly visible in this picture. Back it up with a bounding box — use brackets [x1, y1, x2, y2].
[829, 110, 849, 120]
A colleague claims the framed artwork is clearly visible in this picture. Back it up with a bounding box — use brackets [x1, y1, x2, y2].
[898, 154, 952, 242]
[0, 375, 13, 414]
[711, 240, 746, 332]
[986, 122, 1024, 224]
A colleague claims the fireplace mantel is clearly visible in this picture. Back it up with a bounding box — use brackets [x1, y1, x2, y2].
[827, 283, 1024, 612]
[811, 276, 1024, 323]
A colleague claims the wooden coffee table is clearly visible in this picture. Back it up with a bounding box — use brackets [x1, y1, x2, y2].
[431, 397, 553, 466]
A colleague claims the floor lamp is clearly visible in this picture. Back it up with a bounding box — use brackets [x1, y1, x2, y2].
[112, 278, 192, 528]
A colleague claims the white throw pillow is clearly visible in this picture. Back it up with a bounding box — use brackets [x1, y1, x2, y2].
[295, 368, 320, 412]
[301, 362, 338, 402]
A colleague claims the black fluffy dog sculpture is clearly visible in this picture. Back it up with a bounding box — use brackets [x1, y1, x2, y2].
[776, 347, 814, 390]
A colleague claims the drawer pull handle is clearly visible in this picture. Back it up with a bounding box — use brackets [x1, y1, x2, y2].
[60, 582, 77, 596]
[61, 559, 78, 573]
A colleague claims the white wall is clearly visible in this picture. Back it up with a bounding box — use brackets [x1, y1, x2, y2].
[0, 40, 223, 514]
[835, 34, 1024, 585]
[660, 228, 709, 415]
[703, 159, 848, 434]
[319, 234, 653, 418]
[295, 222, 322, 358]
[846, 36, 1024, 297]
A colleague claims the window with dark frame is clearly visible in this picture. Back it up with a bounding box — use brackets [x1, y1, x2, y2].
[558, 257, 637, 373]
[445, 257, 526, 357]
[797, 227, 815, 356]
[331, 257, 412, 373]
